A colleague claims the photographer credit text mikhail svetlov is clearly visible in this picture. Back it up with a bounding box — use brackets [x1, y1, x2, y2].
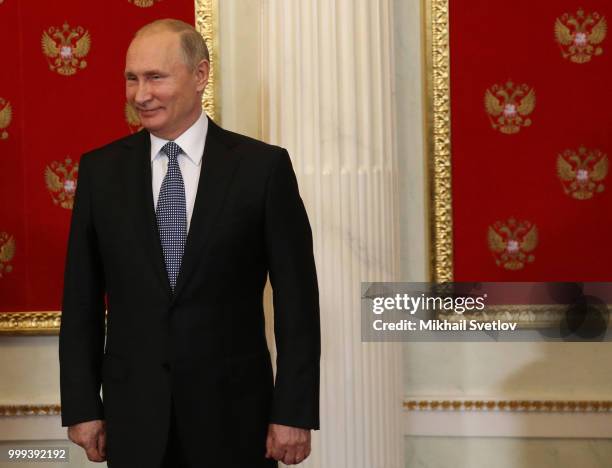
[361, 282, 612, 342]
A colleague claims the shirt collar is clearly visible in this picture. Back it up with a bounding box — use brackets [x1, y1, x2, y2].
[150, 111, 208, 166]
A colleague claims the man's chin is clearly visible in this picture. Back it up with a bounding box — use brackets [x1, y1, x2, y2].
[139, 119, 165, 133]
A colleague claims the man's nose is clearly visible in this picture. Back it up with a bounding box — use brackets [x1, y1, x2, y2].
[134, 81, 152, 104]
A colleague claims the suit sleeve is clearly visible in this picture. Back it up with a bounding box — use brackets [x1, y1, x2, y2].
[265, 149, 321, 430]
[59, 153, 106, 427]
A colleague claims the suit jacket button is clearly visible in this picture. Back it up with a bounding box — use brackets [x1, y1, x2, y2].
[162, 362, 171, 372]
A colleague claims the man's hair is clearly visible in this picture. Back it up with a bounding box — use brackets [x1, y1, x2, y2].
[134, 19, 210, 70]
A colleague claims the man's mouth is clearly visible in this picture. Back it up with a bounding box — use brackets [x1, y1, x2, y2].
[138, 108, 162, 116]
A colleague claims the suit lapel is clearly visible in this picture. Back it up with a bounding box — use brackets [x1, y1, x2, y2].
[172, 119, 241, 301]
[126, 130, 173, 298]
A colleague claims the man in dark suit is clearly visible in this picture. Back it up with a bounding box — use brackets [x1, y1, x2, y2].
[59, 19, 320, 468]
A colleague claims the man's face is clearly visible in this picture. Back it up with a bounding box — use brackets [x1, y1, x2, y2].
[124, 31, 208, 140]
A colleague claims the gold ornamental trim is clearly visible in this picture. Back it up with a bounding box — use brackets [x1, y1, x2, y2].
[0, 405, 61, 417]
[425, 0, 453, 282]
[404, 399, 612, 413]
[195, 0, 219, 121]
[0, 312, 61, 335]
[3, 400, 612, 417]
[439, 304, 565, 328]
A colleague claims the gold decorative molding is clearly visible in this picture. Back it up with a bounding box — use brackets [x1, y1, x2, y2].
[0, 405, 61, 417]
[4, 400, 612, 417]
[0, 2, 218, 336]
[0, 312, 61, 335]
[440, 304, 565, 328]
[195, 0, 219, 122]
[425, 0, 453, 282]
[404, 399, 612, 413]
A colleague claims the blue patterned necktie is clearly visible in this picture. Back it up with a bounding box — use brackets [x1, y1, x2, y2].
[156, 141, 187, 291]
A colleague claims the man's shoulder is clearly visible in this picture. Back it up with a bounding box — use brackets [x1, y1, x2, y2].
[212, 121, 285, 161]
[80, 131, 146, 166]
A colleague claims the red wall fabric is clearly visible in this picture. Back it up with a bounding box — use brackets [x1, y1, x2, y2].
[0, 0, 195, 312]
[450, 1, 612, 281]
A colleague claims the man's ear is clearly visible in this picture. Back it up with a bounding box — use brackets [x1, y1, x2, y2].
[195, 59, 210, 93]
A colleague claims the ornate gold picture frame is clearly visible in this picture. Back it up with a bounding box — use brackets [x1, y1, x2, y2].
[424, 0, 453, 284]
[424, 0, 569, 327]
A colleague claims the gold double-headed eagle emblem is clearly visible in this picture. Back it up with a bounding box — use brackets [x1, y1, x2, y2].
[45, 158, 79, 210]
[485, 81, 536, 134]
[128, 0, 161, 7]
[0, 232, 15, 278]
[41, 22, 91, 76]
[0, 98, 11, 140]
[125, 102, 143, 133]
[555, 10, 607, 63]
[488, 218, 538, 271]
[557, 146, 608, 200]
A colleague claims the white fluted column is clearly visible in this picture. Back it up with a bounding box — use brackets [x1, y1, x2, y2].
[261, 1, 403, 467]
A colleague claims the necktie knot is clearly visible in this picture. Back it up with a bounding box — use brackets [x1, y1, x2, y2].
[162, 141, 182, 163]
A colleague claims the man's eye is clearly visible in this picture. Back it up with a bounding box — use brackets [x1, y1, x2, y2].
[152, 75, 161, 80]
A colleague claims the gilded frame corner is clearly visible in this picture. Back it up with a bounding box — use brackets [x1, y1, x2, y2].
[0, 1, 218, 336]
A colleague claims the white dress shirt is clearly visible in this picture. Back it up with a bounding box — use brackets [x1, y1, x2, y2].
[150, 111, 208, 233]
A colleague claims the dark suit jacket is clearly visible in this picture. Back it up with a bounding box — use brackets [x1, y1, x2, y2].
[59, 118, 320, 468]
